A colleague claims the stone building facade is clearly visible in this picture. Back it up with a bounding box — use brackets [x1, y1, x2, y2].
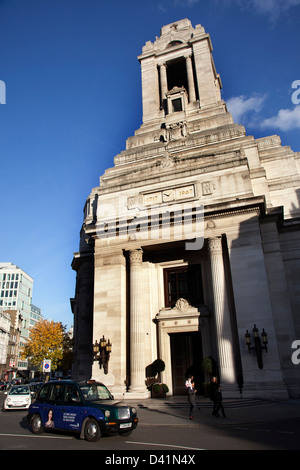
[71, 19, 300, 399]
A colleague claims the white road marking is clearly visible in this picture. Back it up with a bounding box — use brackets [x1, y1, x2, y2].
[126, 441, 205, 451]
[0, 433, 72, 439]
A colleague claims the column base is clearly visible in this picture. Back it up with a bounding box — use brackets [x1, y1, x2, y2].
[124, 388, 151, 400]
[108, 385, 127, 400]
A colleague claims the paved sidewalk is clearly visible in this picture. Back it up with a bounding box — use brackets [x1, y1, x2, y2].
[123, 395, 300, 427]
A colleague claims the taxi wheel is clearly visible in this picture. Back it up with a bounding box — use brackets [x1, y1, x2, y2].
[84, 418, 101, 442]
[31, 414, 43, 434]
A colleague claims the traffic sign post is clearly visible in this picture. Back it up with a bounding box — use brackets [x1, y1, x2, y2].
[42, 359, 51, 380]
[43, 359, 51, 372]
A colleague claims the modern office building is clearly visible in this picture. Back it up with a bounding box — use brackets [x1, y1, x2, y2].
[30, 304, 43, 328]
[0, 262, 33, 337]
[0, 262, 42, 374]
[71, 19, 300, 399]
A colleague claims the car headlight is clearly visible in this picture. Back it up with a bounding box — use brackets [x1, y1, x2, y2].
[131, 407, 137, 415]
[105, 410, 110, 418]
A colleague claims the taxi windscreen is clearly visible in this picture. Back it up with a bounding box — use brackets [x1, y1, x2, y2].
[79, 383, 111, 401]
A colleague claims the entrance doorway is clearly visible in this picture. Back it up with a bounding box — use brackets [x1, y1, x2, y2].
[170, 331, 203, 395]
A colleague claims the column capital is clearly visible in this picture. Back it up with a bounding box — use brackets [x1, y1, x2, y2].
[208, 237, 222, 254]
[158, 61, 168, 68]
[129, 249, 143, 266]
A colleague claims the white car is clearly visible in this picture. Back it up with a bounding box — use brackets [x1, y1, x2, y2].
[3, 385, 34, 411]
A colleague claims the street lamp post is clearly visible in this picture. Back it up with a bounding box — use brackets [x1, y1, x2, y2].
[93, 335, 112, 374]
[245, 324, 268, 369]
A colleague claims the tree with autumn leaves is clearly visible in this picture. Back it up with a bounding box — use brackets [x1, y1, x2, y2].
[21, 319, 73, 374]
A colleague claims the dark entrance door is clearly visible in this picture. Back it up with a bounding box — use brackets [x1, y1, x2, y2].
[170, 331, 203, 395]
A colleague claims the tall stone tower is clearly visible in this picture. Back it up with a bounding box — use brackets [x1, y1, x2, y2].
[71, 19, 300, 399]
[138, 19, 223, 135]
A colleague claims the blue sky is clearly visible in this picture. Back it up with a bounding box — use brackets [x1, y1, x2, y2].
[0, 0, 299, 329]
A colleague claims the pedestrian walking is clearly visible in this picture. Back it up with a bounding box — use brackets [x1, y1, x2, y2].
[214, 385, 226, 418]
[185, 374, 197, 420]
[210, 376, 219, 417]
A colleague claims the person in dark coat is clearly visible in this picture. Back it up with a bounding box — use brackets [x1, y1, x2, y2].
[214, 385, 226, 418]
[185, 374, 197, 420]
[210, 376, 219, 417]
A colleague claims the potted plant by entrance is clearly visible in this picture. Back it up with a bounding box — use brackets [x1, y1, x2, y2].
[151, 382, 169, 398]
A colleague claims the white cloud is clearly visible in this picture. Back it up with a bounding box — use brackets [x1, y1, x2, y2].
[251, 0, 300, 14]
[261, 106, 300, 131]
[227, 0, 300, 21]
[226, 94, 267, 124]
[227, 93, 300, 132]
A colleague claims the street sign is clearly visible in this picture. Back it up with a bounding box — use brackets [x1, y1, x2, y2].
[42, 359, 51, 373]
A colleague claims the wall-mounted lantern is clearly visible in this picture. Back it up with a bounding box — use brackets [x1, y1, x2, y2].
[93, 335, 112, 374]
[245, 324, 268, 369]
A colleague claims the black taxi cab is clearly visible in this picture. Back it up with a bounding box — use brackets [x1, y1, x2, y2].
[27, 379, 138, 442]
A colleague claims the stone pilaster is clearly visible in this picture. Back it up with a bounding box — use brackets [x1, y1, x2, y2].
[227, 228, 289, 400]
[91, 248, 127, 398]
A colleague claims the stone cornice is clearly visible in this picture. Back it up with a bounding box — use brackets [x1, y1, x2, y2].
[117, 123, 246, 164]
[71, 251, 94, 272]
[100, 152, 248, 194]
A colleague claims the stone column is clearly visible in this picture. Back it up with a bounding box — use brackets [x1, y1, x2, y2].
[186, 55, 196, 102]
[208, 237, 236, 385]
[128, 249, 150, 397]
[159, 63, 168, 101]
